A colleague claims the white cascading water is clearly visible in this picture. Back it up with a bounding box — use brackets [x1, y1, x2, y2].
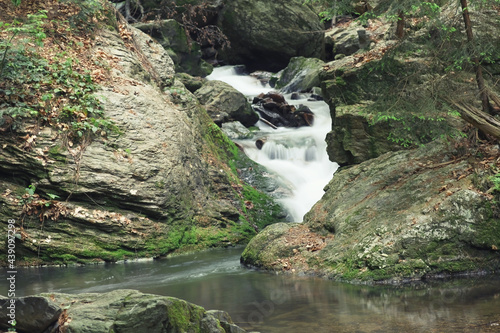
[207, 66, 338, 222]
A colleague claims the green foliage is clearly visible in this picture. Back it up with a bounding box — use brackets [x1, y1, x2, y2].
[371, 112, 465, 148]
[303, 0, 354, 22]
[490, 173, 500, 193]
[18, 184, 60, 208]
[0, 9, 119, 140]
[61, 0, 105, 34]
[317, 0, 500, 148]
[0, 11, 47, 78]
[18, 184, 37, 207]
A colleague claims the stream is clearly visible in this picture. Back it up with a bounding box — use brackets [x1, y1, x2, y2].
[12, 247, 500, 332]
[5, 68, 500, 332]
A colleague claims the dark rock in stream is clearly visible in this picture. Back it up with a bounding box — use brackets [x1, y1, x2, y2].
[252, 93, 314, 128]
[0, 296, 62, 333]
[0, 290, 252, 333]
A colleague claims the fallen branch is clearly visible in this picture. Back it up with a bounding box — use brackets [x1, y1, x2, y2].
[447, 99, 500, 139]
[487, 87, 500, 114]
[260, 117, 278, 129]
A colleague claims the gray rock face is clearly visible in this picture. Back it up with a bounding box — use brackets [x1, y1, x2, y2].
[134, 20, 213, 77]
[241, 141, 500, 283]
[325, 103, 402, 166]
[275, 57, 324, 94]
[217, 0, 324, 72]
[195, 80, 259, 127]
[49, 28, 220, 221]
[0, 296, 62, 333]
[326, 22, 371, 57]
[221, 121, 253, 139]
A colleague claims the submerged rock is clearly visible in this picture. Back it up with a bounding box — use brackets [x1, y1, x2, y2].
[252, 92, 314, 128]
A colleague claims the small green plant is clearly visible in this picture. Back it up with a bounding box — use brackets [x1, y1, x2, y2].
[46, 193, 60, 200]
[490, 173, 500, 193]
[18, 184, 67, 221]
[0, 20, 118, 140]
[0, 11, 47, 78]
[19, 184, 37, 206]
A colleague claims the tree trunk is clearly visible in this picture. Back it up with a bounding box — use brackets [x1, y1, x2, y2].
[460, 0, 491, 113]
[396, 11, 405, 39]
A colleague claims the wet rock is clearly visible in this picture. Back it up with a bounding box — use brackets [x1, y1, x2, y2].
[252, 93, 313, 128]
[195, 80, 259, 127]
[0, 296, 62, 333]
[37, 290, 249, 333]
[255, 138, 267, 150]
[275, 57, 325, 94]
[221, 121, 252, 140]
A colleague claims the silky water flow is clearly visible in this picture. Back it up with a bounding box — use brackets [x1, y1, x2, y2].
[206, 66, 339, 222]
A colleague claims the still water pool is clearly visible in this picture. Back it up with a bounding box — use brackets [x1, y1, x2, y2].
[9, 247, 500, 332]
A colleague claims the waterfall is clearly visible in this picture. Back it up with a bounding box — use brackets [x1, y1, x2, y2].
[207, 66, 338, 222]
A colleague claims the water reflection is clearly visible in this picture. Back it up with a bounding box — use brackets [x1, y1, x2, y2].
[4, 247, 500, 333]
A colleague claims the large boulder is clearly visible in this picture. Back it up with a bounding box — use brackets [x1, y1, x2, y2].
[194, 80, 259, 127]
[0, 296, 62, 333]
[319, 39, 466, 166]
[325, 102, 402, 166]
[241, 141, 500, 283]
[0, 24, 285, 265]
[134, 20, 213, 77]
[1, 290, 248, 333]
[217, 0, 325, 72]
[325, 21, 372, 58]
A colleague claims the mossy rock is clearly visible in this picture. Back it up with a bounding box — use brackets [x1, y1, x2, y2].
[241, 141, 500, 283]
[275, 56, 325, 93]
